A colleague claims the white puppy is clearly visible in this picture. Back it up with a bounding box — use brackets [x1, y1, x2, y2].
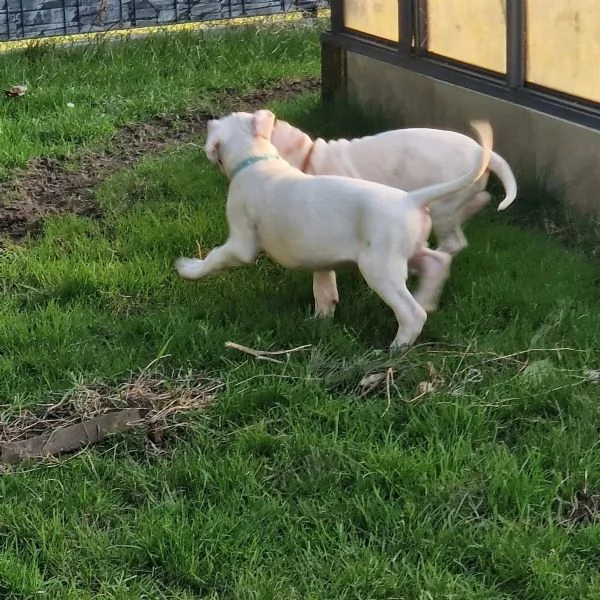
[269, 119, 517, 255]
[175, 110, 492, 348]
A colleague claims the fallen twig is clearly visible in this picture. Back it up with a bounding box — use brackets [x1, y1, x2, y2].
[225, 341, 311, 363]
[381, 367, 394, 416]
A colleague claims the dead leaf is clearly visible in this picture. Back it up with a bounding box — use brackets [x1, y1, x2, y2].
[417, 362, 444, 394]
[417, 380, 436, 395]
[358, 372, 387, 391]
[4, 85, 28, 98]
[585, 370, 600, 383]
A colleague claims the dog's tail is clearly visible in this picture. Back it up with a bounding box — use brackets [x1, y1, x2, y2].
[408, 120, 493, 208]
[489, 151, 517, 211]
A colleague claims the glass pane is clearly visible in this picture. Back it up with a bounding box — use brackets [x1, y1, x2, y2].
[343, 0, 399, 42]
[425, 0, 507, 73]
[526, 0, 600, 102]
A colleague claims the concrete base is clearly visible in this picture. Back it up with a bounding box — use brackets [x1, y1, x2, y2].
[340, 51, 600, 217]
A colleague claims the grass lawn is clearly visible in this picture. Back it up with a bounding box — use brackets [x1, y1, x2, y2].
[1, 24, 600, 600]
[0, 22, 321, 176]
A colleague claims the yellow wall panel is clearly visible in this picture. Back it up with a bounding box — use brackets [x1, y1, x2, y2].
[343, 0, 399, 42]
[426, 0, 506, 73]
[527, 0, 600, 101]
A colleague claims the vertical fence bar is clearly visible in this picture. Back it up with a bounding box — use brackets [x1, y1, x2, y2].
[4, 1, 10, 40]
[413, 0, 427, 55]
[18, 0, 24, 37]
[61, 0, 67, 34]
[399, 0, 412, 54]
[75, 0, 81, 33]
[330, 0, 342, 33]
[506, 0, 525, 88]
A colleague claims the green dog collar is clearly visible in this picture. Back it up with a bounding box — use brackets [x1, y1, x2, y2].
[228, 153, 281, 179]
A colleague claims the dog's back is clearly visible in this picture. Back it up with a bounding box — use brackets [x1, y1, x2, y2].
[313, 129, 483, 191]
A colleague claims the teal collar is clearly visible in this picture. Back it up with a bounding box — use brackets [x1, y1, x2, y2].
[228, 153, 280, 179]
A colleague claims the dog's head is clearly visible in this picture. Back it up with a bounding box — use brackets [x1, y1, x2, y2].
[204, 110, 277, 175]
[270, 118, 314, 171]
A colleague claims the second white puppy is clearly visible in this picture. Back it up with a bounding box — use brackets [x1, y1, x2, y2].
[270, 119, 517, 256]
[175, 110, 492, 348]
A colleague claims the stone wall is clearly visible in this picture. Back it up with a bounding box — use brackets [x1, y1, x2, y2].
[0, 0, 321, 41]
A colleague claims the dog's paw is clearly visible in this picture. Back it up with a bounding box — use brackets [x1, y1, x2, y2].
[313, 303, 337, 319]
[389, 336, 414, 351]
[175, 257, 202, 280]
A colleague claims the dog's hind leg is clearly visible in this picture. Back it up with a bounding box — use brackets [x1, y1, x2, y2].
[409, 248, 452, 313]
[435, 189, 491, 255]
[435, 223, 468, 256]
[460, 190, 491, 223]
[175, 227, 259, 281]
[313, 270, 339, 318]
[358, 254, 427, 348]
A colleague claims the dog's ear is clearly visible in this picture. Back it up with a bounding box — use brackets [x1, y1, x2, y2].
[204, 119, 222, 165]
[252, 110, 276, 140]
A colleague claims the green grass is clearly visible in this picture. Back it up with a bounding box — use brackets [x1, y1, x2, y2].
[2, 28, 600, 600]
[0, 22, 323, 176]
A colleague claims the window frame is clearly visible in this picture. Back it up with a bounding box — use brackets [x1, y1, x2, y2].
[328, 0, 600, 130]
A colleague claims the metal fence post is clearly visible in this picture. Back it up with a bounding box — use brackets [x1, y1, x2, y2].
[399, 0, 412, 54]
[412, 0, 427, 56]
[61, 0, 67, 34]
[330, 0, 343, 33]
[507, 0, 525, 89]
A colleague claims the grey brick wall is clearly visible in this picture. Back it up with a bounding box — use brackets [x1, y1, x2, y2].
[0, 0, 321, 41]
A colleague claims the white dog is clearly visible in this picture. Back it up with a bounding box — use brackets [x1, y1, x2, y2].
[269, 119, 517, 255]
[175, 110, 492, 348]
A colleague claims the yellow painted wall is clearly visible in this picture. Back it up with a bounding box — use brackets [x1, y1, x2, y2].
[343, 0, 399, 42]
[526, 0, 600, 102]
[344, 0, 599, 102]
[426, 0, 506, 73]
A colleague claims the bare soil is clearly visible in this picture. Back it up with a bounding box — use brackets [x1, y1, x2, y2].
[0, 76, 320, 243]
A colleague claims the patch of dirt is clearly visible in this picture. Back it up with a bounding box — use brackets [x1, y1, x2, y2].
[0, 76, 320, 243]
[561, 486, 600, 526]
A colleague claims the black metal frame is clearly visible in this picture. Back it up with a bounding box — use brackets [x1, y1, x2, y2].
[326, 0, 600, 131]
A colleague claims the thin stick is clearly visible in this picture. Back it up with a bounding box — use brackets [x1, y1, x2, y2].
[381, 367, 394, 417]
[450, 341, 472, 388]
[225, 341, 311, 363]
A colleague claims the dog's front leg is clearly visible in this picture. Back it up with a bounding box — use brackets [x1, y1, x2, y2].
[175, 237, 258, 281]
[312, 270, 339, 318]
